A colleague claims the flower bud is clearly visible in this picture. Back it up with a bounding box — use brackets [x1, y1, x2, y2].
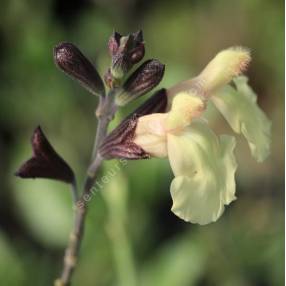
[15, 126, 75, 184]
[115, 59, 165, 106]
[129, 30, 145, 64]
[54, 42, 105, 96]
[99, 89, 167, 159]
[108, 32, 122, 56]
[108, 30, 145, 80]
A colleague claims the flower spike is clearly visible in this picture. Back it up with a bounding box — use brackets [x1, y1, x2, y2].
[120, 45, 271, 225]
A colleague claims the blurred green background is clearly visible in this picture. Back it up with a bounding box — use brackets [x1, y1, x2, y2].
[0, 0, 284, 285]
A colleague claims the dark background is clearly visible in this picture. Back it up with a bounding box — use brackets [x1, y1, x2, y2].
[0, 0, 284, 285]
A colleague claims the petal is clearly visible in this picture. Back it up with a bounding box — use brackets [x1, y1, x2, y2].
[197, 47, 251, 95]
[167, 47, 251, 100]
[133, 113, 168, 158]
[212, 76, 271, 162]
[170, 176, 225, 225]
[166, 92, 206, 131]
[167, 120, 237, 225]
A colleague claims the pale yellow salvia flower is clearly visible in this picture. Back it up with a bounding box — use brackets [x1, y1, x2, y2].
[134, 47, 271, 225]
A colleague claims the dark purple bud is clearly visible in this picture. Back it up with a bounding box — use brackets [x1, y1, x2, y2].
[115, 59, 165, 106]
[99, 89, 167, 160]
[108, 32, 122, 56]
[99, 119, 148, 160]
[129, 44, 145, 64]
[15, 127, 75, 184]
[133, 30, 143, 43]
[54, 42, 105, 96]
[109, 30, 145, 79]
[128, 30, 145, 64]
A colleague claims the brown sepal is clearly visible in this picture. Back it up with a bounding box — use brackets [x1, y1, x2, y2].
[15, 127, 75, 184]
[99, 89, 167, 160]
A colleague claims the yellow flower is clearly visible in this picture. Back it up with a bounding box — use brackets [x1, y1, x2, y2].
[133, 47, 271, 225]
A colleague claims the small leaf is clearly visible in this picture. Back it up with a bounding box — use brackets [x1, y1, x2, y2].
[115, 59, 165, 106]
[99, 89, 168, 159]
[54, 42, 105, 96]
[15, 126, 75, 184]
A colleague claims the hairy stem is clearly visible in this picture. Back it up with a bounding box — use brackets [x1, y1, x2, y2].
[55, 94, 115, 286]
[92, 93, 116, 159]
[70, 179, 78, 205]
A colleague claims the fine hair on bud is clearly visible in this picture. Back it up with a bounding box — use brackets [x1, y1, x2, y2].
[54, 42, 105, 96]
[115, 59, 165, 106]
